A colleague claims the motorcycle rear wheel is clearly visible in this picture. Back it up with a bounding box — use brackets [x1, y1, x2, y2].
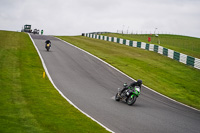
[127, 95, 137, 105]
[47, 47, 49, 51]
[115, 93, 120, 101]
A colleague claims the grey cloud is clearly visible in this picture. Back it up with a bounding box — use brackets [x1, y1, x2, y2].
[0, 0, 199, 37]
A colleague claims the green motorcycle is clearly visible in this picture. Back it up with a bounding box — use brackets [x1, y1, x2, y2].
[115, 84, 141, 105]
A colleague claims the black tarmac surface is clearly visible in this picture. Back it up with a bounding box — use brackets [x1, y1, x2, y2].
[30, 34, 200, 133]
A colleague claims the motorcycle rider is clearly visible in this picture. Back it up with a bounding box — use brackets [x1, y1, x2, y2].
[45, 40, 51, 48]
[120, 79, 142, 95]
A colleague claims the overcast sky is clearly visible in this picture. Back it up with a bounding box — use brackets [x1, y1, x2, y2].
[0, 0, 200, 37]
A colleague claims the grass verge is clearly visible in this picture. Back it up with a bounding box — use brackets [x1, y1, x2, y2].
[0, 30, 109, 133]
[57, 35, 200, 110]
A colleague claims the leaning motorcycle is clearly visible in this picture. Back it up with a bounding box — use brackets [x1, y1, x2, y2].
[115, 83, 141, 105]
[45, 43, 51, 51]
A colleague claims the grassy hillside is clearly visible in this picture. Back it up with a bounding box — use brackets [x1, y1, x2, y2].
[57, 35, 200, 110]
[0, 30, 109, 133]
[102, 33, 200, 58]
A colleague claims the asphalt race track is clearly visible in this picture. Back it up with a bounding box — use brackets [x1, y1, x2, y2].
[30, 34, 200, 133]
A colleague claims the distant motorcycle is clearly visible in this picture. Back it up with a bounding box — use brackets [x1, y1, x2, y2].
[45, 40, 51, 51]
[45, 43, 51, 51]
[115, 83, 141, 105]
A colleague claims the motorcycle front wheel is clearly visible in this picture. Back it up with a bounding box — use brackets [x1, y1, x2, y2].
[126, 95, 137, 105]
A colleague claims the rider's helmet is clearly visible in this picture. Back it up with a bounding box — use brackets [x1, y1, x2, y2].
[46, 40, 50, 43]
[137, 79, 142, 85]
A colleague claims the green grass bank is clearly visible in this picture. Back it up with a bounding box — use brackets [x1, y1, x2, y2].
[0, 30, 109, 133]
[102, 33, 200, 58]
[57, 35, 200, 110]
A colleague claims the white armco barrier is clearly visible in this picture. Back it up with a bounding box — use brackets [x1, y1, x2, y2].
[168, 49, 174, 59]
[104, 36, 107, 41]
[158, 46, 163, 54]
[119, 38, 123, 44]
[141, 42, 146, 49]
[100, 35, 103, 40]
[180, 53, 187, 64]
[126, 40, 130, 46]
[149, 44, 154, 51]
[133, 41, 137, 47]
[114, 37, 117, 43]
[194, 58, 200, 69]
[108, 37, 112, 42]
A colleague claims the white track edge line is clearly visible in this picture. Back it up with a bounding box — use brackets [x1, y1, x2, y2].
[28, 34, 114, 133]
[56, 37, 200, 112]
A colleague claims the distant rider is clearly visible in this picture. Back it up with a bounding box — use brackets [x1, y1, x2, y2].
[45, 40, 51, 48]
[120, 79, 142, 95]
